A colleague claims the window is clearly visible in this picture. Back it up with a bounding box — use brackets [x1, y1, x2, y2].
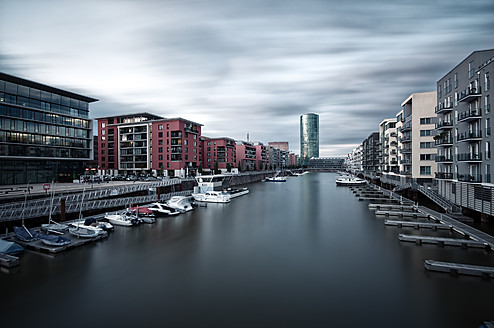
[454, 73, 458, 88]
[159, 147, 163, 153]
[420, 142, 433, 148]
[486, 142, 491, 159]
[420, 166, 431, 175]
[158, 124, 163, 130]
[184, 140, 188, 145]
[420, 118, 432, 124]
[420, 154, 433, 160]
[101, 143, 105, 148]
[468, 61, 474, 78]
[159, 140, 163, 145]
[158, 132, 163, 138]
[486, 72, 490, 91]
[101, 122, 106, 128]
[159, 155, 163, 160]
[420, 130, 432, 136]
[486, 95, 491, 113]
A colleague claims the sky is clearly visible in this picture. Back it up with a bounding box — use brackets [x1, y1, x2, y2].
[1, 0, 493, 157]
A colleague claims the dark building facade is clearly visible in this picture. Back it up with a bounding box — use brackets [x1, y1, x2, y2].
[0, 73, 97, 184]
[362, 132, 379, 174]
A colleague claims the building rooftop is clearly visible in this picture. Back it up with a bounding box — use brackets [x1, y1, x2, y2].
[0, 72, 98, 103]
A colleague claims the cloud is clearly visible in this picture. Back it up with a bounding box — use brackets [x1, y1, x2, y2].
[1, 0, 493, 157]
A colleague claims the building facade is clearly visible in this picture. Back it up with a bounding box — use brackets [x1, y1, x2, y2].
[308, 157, 345, 170]
[0, 72, 97, 184]
[235, 140, 256, 171]
[300, 113, 319, 166]
[435, 49, 494, 217]
[268, 141, 289, 152]
[253, 142, 268, 170]
[378, 118, 398, 174]
[362, 132, 379, 176]
[201, 136, 236, 173]
[97, 113, 202, 177]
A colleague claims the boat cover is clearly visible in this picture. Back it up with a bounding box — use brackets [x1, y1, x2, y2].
[14, 226, 39, 242]
[0, 239, 24, 254]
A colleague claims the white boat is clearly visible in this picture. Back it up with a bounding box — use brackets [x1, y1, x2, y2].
[147, 202, 180, 216]
[104, 211, 140, 227]
[166, 196, 194, 213]
[69, 226, 99, 238]
[192, 191, 230, 203]
[222, 188, 249, 198]
[335, 177, 367, 186]
[69, 219, 109, 235]
[265, 176, 286, 182]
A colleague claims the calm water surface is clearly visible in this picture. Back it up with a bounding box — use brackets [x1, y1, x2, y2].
[1, 173, 493, 328]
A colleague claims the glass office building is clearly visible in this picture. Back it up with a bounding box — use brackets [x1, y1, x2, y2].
[0, 73, 97, 184]
[300, 113, 319, 166]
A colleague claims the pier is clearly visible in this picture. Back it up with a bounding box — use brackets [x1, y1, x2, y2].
[424, 259, 494, 278]
[0, 253, 19, 268]
[384, 220, 453, 230]
[398, 233, 491, 250]
[369, 204, 417, 212]
[375, 210, 428, 219]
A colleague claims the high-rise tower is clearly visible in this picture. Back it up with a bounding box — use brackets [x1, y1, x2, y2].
[300, 113, 319, 166]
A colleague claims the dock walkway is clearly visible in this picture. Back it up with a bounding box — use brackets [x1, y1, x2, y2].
[424, 259, 494, 278]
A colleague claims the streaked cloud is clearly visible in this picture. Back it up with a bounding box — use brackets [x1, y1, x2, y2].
[1, 0, 493, 157]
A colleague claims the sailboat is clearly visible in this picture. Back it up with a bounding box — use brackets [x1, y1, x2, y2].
[41, 182, 69, 233]
[69, 186, 98, 238]
[13, 188, 38, 242]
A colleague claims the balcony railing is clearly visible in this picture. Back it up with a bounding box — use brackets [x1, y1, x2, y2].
[401, 148, 412, 154]
[457, 130, 482, 142]
[435, 103, 453, 114]
[435, 121, 453, 130]
[435, 137, 453, 146]
[458, 86, 482, 102]
[400, 136, 411, 143]
[457, 108, 481, 122]
[457, 174, 482, 183]
[457, 152, 482, 161]
[435, 155, 453, 162]
[435, 172, 454, 179]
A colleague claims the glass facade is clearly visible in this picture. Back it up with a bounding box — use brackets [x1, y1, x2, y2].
[0, 73, 97, 184]
[300, 113, 319, 166]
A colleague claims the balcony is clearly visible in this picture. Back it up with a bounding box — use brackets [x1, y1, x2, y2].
[435, 103, 453, 114]
[390, 132, 397, 137]
[398, 122, 412, 132]
[435, 121, 453, 130]
[457, 174, 482, 183]
[457, 108, 481, 123]
[458, 87, 482, 102]
[435, 172, 454, 179]
[390, 160, 398, 165]
[400, 136, 412, 143]
[401, 148, 412, 154]
[457, 152, 482, 162]
[435, 137, 453, 146]
[457, 130, 482, 142]
[435, 155, 453, 162]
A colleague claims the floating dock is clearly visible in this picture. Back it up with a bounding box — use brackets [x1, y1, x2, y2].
[358, 197, 397, 202]
[369, 204, 417, 212]
[398, 233, 491, 250]
[0, 253, 20, 268]
[384, 220, 453, 230]
[375, 210, 429, 219]
[8, 230, 108, 254]
[424, 259, 494, 278]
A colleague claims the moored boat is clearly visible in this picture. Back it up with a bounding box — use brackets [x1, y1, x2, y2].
[13, 226, 39, 242]
[222, 188, 249, 198]
[166, 196, 193, 212]
[37, 233, 71, 246]
[192, 191, 230, 203]
[335, 177, 367, 186]
[69, 226, 99, 238]
[104, 211, 140, 226]
[0, 238, 24, 254]
[147, 202, 180, 216]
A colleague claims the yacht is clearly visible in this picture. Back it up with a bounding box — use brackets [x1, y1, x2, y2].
[104, 210, 140, 227]
[335, 176, 367, 186]
[222, 187, 249, 198]
[265, 176, 287, 182]
[192, 191, 230, 203]
[166, 196, 194, 213]
[148, 202, 180, 216]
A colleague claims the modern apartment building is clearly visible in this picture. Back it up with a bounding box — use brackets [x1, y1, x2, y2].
[308, 157, 345, 170]
[300, 113, 319, 166]
[435, 49, 494, 218]
[253, 141, 268, 170]
[235, 140, 256, 171]
[268, 141, 289, 152]
[346, 144, 363, 174]
[96, 113, 202, 177]
[0, 72, 97, 184]
[362, 132, 379, 176]
[378, 118, 398, 174]
[200, 136, 236, 172]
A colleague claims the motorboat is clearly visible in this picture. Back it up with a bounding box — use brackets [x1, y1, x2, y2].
[192, 191, 230, 203]
[127, 206, 156, 218]
[69, 218, 109, 235]
[335, 176, 367, 186]
[166, 196, 193, 213]
[265, 176, 287, 182]
[222, 188, 249, 198]
[147, 202, 180, 216]
[104, 211, 140, 227]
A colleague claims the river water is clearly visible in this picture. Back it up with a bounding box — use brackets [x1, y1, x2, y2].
[1, 172, 493, 328]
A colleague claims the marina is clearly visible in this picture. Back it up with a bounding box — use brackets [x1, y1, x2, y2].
[424, 259, 494, 278]
[384, 220, 454, 230]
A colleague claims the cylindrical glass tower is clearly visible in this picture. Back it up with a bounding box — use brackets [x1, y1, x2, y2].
[300, 113, 319, 166]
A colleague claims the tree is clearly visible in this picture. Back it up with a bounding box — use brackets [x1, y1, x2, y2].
[253, 163, 257, 171]
[238, 161, 242, 172]
[214, 161, 221, 174]
[198, 163, 203, 174]
[226, 163, 232, 173]
[259, 162, 263, 171]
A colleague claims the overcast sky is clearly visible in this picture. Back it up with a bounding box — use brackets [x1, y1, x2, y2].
[1, 0, 493, 157]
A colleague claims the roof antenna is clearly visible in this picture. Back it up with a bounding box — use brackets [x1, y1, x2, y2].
[247, 132, 250, 142]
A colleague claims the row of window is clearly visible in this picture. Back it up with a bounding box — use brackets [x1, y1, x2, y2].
[0, 105, 90, 128]
[0, 92, 89, 118]
[0, 144, 89, 158]
[0, 117, 90, 139]
[0, 131, 89, 148]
